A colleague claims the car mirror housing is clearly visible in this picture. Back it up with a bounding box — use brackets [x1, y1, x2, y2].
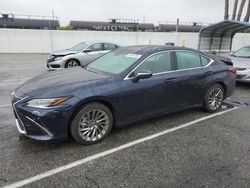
[83, 49, 91, 53]
[132, 70, 153, 82]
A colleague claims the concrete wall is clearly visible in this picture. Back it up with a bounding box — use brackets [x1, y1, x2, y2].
[0, 29, 249, 53]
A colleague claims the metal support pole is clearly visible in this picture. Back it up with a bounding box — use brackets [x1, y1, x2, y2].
[176, 18, 179, 32]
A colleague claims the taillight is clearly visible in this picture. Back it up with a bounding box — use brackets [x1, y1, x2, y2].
[228, 67, 237, 74]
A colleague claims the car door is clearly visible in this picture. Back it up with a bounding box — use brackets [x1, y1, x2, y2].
[103, 43, 118, 53]
[86, 43, 105, 55]
[118, 51, 184, 123]
[172, 50, 213, 106]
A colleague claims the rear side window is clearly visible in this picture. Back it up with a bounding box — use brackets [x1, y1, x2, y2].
[200, 56, 210, 66]
[176, 51, 211, 70]
[176, 51, 201, 70]
[104, 43, 117, 50]
[133, 52, 172, 75]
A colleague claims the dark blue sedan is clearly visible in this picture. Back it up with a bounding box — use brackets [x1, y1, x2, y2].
[11, 46, 236, 144]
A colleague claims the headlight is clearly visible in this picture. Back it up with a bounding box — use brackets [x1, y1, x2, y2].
[54, 56, 63, 61]
[26, 97, 69, 108]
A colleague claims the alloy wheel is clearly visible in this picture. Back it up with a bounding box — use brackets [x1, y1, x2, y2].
[78, 109, 110, 142]
[208, 87, 223, 111]
[66, 60, 79, 68]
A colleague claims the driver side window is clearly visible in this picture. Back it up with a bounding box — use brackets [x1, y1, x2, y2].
[132, 52, 172, 76]
[88, 43, 103, 52]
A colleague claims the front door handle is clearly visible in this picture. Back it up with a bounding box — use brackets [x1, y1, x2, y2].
[164, 77, 177, 83]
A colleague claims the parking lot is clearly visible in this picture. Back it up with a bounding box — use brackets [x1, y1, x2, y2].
[0, 54, 250, 188]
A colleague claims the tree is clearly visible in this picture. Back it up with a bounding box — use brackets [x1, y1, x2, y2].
[244, 0, 250, 22]
[232, 0, 239, 20]
[237, 0, 247, 21]
[59, 25, 74, 30]
[224, 0, 229, 20]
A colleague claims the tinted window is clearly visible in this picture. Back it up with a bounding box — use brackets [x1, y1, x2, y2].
[88, 43, 103, 51]
[104, 43, 117, 50]
[233, 47, 250, 58]
[87, 51, 141, 74]
[70, 42, 88, 52]
[176, 51, 202, 69]
[200, 56, 210, 66]
[133, 52, 172, 75]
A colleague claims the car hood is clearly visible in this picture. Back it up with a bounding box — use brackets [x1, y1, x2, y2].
[230, 56, 250, 68]
[14, 68, 111, 98]
[51, 49, 78, 56]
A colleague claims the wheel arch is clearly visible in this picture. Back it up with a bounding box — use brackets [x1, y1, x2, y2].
[65, 58, 81, 68]
[205, 81, 227, 100]
[215, 81, 227, 99]
[67, 97, 116, 137]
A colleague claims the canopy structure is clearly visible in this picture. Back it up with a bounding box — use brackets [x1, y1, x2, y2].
[198, 20, 250, 55]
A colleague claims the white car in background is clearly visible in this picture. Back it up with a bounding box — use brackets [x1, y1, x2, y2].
[229, 46, 250, 83]
[47, 41, 120, 69]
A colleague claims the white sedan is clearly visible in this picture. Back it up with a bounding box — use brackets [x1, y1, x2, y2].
[229, 46, 250, 83]
[47, 41, 120, 69]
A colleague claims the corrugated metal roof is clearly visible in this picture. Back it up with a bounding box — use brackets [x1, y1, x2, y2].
[198, 20, 250, 54]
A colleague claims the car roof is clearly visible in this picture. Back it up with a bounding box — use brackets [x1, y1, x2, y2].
[112, 45, 207, 57]
[85, 41, 119, 45]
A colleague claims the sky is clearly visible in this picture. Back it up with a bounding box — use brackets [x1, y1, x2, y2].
[0, 0, 247, 26]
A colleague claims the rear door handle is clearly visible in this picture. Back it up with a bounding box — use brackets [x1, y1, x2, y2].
[164, 77, 177, 83]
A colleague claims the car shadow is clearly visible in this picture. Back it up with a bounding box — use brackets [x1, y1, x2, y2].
[3, 105, 238, 179]
[236, 81, 250, 88]
[16, 107, 219, 150]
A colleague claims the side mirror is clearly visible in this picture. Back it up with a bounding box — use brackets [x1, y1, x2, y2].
[83, 49, 91, 53]
[132, 70, 153, 82]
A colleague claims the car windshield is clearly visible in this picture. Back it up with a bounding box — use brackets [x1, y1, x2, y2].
[69, 42, 89, 52]
[233, 47, 250, 58]
[86, 51, 142, 74]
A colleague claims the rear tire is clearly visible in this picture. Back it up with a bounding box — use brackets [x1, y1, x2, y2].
[65, 59, 80, 68]
[70, 103, 113, 145]
[203, 84, 225, 113]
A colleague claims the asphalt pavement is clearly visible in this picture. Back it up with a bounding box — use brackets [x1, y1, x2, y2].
[0, 54, 249, 188]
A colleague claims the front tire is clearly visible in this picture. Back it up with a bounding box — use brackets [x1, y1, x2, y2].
[65, 59, 80, 68]
[70, 103, 113, 145]
[204, 84, 225, 113]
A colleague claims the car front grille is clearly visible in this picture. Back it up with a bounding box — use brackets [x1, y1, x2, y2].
[16, 118, 26, 133]
[50, 64, 61, 68]
[236, 67, 247, 71]
[11, 92, 27, 134]
[237, 75, 247, 79]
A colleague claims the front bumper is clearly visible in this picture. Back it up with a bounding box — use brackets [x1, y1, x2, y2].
[236, 68, 250, 83]
[47, 59, 65, 70]
[11, 93, 80, 142]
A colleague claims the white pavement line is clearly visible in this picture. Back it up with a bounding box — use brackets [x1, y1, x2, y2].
[0, 104, 11, 108]
[3, 107, 239, 188]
